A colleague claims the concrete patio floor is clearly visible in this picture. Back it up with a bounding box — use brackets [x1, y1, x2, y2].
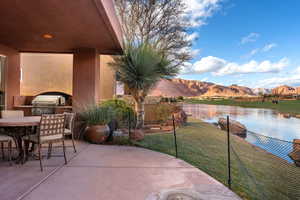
[0, 142, 240, 200]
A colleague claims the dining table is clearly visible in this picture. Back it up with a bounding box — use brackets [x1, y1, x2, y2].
[0, 116, 41, 164]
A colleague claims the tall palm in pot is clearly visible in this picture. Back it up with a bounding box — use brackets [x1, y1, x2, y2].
[110, 43, 179, 128]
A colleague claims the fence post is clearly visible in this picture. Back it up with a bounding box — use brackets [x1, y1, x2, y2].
[172, 114, 178, 158]
[128, 110, 131, 136]
[227, 115, 232, 189]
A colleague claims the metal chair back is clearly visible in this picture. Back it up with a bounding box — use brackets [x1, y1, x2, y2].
[38, 114, 65, 141]
[63, 112, 76, 131]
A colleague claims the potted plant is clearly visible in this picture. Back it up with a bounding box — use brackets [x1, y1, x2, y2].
[81, 106, 115, 144]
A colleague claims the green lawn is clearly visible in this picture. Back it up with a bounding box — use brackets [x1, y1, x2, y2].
[135, 119, 300, 200]
[184, 99, 300, 115]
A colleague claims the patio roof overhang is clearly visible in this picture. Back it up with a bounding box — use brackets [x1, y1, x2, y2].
[0, 0, 123, 54]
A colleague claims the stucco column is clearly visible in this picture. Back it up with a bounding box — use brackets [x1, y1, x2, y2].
[0, 44, 20, 110]
[73, 48, 100, 111]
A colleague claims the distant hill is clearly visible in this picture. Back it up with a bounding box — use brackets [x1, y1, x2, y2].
[272, 85, 300, 95]
[149, 78, 255, 97]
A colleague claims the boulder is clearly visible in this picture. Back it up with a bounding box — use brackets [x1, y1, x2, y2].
[164, 110, 187, 127]
[129, 129, 145, 141]
[172, 110, 187, 126]
[218, 118, 247, 138]
[288, 139, 300, 167]
[282, 113, 291, 118]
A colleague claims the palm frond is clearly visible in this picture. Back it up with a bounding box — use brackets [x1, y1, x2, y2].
[109, 43, 179, 95]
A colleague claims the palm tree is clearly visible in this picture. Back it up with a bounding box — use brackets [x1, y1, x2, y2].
[110, 43, 179, 128]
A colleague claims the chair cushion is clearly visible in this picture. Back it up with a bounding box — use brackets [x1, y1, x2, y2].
[64, 129, 72, 135]
[0, 134, 13, 141]
[24, 134, 63, 143]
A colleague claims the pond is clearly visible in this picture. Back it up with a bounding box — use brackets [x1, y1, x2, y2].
[183, 103, 300, 162]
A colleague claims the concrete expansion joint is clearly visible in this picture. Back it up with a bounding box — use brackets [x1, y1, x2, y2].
[16, 144, 90, 200]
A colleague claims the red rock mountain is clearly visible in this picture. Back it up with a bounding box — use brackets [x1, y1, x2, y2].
[272, 85, 300, 95]
[149, 79, 255, 97]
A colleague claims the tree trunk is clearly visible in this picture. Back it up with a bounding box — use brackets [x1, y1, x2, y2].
[135, 100, 145, 129]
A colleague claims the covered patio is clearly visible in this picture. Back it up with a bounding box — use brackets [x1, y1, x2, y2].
[0, 0, 122, 111]
[0, 143, 240, 200]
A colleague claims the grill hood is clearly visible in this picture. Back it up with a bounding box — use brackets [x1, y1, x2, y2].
[32, 95, 66, 106]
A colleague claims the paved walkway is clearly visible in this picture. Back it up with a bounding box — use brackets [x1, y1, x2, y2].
[17, 144, 240, 200]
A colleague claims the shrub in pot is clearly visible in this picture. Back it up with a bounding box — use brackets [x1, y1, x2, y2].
[101, 99, 136, 127]
[81, 106, 114, 144]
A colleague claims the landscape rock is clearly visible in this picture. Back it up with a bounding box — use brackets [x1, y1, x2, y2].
[288, 139, 300, 167]
[164, 109, 187, 127]
[173, 110, 187, 125]
[130, 129, 145, 141]
[218, 118, 247, 138]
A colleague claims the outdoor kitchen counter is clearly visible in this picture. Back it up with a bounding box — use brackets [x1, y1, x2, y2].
[14, 105, 72, 108]
[13, 105, 72, 116]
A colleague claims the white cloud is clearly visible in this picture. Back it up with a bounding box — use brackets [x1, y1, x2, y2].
[261, 43, 277, 52]
[244, 43, 278, 58]
[193, 56, 226, 73]
[191, 48, 202, 57]
[256, 74, 300, 88]
[181, 56, 289, 76]
[187, 32, 199, 41]
[249, 48, 259, 56]
[180, 62, 194, 74]
[214, 58, 289, 76]
[295, 66, 300, 74]
[183, 0, 222, 27]
[240, 33, 260, 44]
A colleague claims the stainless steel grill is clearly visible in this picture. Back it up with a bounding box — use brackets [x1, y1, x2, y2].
[31, 95, 66, 115]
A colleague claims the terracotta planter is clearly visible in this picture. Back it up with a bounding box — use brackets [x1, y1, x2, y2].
[84, 125, 110, 144]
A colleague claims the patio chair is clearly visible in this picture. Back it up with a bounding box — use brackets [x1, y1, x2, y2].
[0, 135, 12, 165]
[24, 114, 67, 171]
[63, 112, 76, 153]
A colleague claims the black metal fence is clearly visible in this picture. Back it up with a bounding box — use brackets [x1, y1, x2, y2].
[226, 115, 300, 200]
[136, 115, 300, 200]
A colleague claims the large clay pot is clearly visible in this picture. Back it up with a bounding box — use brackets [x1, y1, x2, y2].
[84, 125, 110, 144]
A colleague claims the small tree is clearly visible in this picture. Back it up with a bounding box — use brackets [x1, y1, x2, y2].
[110, 43, 179, 128]
[115, 0, 192, 68]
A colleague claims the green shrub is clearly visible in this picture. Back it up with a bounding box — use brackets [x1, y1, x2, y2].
[155, 104, 174, 123]
[101, 99, 136, 126]
[177, 96, 184, 101]
[81, 106, 115, 126]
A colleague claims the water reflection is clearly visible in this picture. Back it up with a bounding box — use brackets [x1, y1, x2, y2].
[183, 104, 300, 162]
[183, 104, 300, 141]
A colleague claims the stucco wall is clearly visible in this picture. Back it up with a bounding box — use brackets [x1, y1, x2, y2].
[20, 53, 116, 100]
[20, 53, 73, 96]
[99, 55, 116, 100]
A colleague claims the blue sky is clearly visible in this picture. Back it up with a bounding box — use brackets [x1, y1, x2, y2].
[179, 0, 300, 88]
